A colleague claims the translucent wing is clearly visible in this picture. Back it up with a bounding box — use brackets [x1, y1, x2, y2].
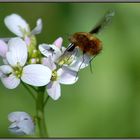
[89, 10, 115, 34]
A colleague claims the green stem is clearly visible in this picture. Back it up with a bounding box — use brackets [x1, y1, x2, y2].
[22, 82, 36, 100]
[28, 84, 38, 93]
[43, 95, 50, 107]
[36, 87, 48, 137]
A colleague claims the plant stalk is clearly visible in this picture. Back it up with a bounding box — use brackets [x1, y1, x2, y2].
[36, 87, 48, 137]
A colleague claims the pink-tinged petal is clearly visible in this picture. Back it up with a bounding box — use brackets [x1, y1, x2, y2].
[21, 64, 52, 86]
[4, 13, 30, 37]
[47, 81, 61, 100]
[53, 37, 63, 48]
[31, 18, 42, 35]
[57, 66, 78, 85]
[0, 65, 13, 74]
[6, 38, 27, 67]
[0, 40, 8, 58]
[41, 56, 56, 70]
[1, 74, 20, 89]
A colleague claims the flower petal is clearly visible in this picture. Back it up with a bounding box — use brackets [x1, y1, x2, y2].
[8, 112, 31, 122]
[0, 71, 2, 77]
[3, 58, 9, 65]
[8, 111, 34, 135]
[0, 40, 8, 58]
[4, 13, 30, 37]
[0, 38, 10, 43]
[39, 43, 62, 62]
[17, 119, 34, 135]
[56, 46, 77, 66]
[6, 38, 27, 67]
[21, 64, 52, 86]
[77, 54, 91, 69]
[57, 66, 78, 85]
[53, 37, 63, 48]
[9, 122, 25, 135]
[39, 44, 61, 56]
[67, 54, 91, 71]
[41, 56, 56, 70]
[39, 44, 51, 57]
[1, 74, 20, 89]
[0, 65, 13, 74]
[47, 81, 61, 100]
[31, 18, 42, 35]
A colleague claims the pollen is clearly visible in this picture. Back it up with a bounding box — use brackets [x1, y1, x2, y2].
[13, 65, 23, 78]
[51, 70, 58, 81]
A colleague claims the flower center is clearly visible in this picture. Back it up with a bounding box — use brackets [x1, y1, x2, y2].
[13, 63, 23, 78]
[51, 70, 57, 81]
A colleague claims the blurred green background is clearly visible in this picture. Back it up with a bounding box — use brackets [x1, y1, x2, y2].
[0, 3, 140, 138]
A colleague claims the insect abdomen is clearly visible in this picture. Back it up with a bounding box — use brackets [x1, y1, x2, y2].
[70, 32, 102, 55]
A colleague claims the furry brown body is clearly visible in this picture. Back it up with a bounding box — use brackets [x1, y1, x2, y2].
[69, 32, 102, 56]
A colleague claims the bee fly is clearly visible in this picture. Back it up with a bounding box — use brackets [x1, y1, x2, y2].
[58, 10, 115, 71]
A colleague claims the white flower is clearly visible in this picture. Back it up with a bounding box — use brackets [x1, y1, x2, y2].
[45, 56, 78, 100]
[8, 111, 35, 135]
[4, 13, 42, 45]
[67, 53, 91, 71]
[0, 40, 8, 58]
[0, 37, 52, 89]
[4, 13, 42, 37]
[39, 37, 65, 62]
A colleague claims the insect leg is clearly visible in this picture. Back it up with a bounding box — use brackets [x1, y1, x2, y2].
[89, 55, 97, 73]
[75, 52, 86, 78]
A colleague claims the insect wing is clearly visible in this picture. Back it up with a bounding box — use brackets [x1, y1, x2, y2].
[89, 10, 115, 34]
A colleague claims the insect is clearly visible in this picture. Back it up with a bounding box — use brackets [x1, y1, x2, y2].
[58, 10, 115, 70]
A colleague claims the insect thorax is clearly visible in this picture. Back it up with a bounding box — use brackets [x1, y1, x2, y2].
[69, 32, 102, 55]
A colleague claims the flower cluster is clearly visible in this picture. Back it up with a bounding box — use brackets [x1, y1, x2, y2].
[0, 14, 91, 135]
[0, 13, 90, 100]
